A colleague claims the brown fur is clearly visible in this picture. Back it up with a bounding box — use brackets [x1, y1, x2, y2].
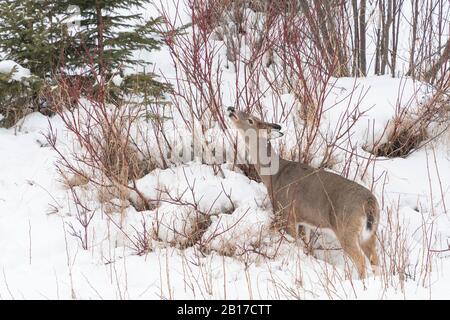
[228, 108, 380, 278]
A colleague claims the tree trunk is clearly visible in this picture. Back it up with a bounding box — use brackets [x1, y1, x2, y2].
[359, 0, 367, 76]
[322, 0, 349, 76]
[409, 0, 419, 78]
[298, 1, 331, 72]
[96, 1, 105, 77]
[381, 0, 392, 74]
[314, 2, 335, 62]
[374, 0, 380, 75]
[390, 0, 402, 77]
[352, 0, 360, 76]
[299, 1, 349, 77]
[423, 38, 450, 83]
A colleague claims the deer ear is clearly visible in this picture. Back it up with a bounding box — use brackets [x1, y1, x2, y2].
[268, 130, 283, 139]
[268, 123, 283, 139]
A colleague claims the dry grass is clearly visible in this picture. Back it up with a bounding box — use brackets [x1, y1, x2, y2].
[372, 117, 428, 158]
[60, 171, 90, 189]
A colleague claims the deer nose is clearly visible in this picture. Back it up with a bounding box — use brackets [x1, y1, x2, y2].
[226, 107, 236, 117]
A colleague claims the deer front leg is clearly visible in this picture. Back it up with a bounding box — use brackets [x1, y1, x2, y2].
[286, 214, 315, 255]
[285, 215, 298, 240]
[281, 205, 299, 240]
[298, 225, 315, 256]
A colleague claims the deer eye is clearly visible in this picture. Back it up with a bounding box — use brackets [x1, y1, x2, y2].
[247, 118, 254, 125]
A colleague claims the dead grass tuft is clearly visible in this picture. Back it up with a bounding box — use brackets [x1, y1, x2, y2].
[372, 118, 428, 158]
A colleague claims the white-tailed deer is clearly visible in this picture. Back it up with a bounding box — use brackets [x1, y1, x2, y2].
[227, 107, 380, 278]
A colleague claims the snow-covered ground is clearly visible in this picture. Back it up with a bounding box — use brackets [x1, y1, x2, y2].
[1, 2, 450, 300]
[0, 60, 31, 82]
[1, 77, 450, 299]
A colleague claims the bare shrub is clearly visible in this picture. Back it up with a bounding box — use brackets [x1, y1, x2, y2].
[371, 116, 429, 158]
[371, 74, 450, 158]
[42, 58, 168, 252]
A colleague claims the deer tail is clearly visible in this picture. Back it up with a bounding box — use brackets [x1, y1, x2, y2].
[365, 196, 379, 231]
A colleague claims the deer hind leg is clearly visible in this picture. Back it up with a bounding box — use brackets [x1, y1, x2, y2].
[284, 205, 299, 240]
[285, 217, 298, 240]
[298, 225, 315, 256]
[361, 234, 380, 275]
[337, 233, 367, 279]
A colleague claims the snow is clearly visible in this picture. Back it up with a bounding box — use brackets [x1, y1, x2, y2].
[0, 60, 31, 82]
[1, 74, 449, 299]
[1, 2, 450, 300]
[111, 74, 123, 86]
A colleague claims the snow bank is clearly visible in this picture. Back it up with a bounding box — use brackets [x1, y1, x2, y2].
[203, 205, 272, 256]
[0, 60, 31, 82]
[132, 163, 272, 249]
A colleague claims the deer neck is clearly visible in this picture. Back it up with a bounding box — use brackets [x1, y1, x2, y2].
[245, 136, 284, 190]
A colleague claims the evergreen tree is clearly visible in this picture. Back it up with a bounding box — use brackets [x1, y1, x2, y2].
[0, 62, 42, 127]
[0, 0, 67, 79]
[67, 0, 162, 76]
[0, 0, 68, 126]
[0, 0, 169, 119]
